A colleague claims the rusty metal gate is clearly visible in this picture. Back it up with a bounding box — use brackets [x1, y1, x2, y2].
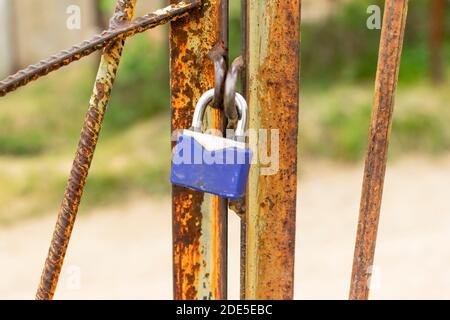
[0, 0, 408, 300]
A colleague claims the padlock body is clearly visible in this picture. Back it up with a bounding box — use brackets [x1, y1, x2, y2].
[170, 130, 252, 199]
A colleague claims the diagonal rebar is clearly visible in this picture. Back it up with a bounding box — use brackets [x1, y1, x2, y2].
[35, 0, 137, 300]
[0, 0, 201, 98]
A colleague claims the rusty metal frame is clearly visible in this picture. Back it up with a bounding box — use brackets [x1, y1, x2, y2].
[0, 0, 201, 97]
[170, 0, 228, 300]
[12, 0, 201, 300]
[0, 0, 300, 300]
[349, 0, 408, 300]
[242, 0, 301, 299]
[0, 0, 414, 301]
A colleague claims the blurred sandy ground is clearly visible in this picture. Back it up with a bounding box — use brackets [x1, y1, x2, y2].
[2, 155, 450, 300]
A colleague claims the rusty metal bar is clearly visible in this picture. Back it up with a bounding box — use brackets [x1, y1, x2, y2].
[243, 0, 301, 299]
[349, 0, 408, 300]
[170, 0, 228, 300]
[239, 0, 248, 300]
[0, 0, 201, 98]
[35, 0, 137, 300]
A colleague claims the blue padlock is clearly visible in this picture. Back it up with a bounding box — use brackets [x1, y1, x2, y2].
[170, 89, 252, 199]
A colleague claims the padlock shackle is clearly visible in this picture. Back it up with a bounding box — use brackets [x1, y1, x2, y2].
[191, 89, 248, 139]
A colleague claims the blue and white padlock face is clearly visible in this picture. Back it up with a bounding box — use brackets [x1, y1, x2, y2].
[170, 89, 252, 199]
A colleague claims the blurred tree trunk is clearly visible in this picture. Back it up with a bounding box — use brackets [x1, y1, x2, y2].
[0, 0, 17, 77]
[94, 0, 108, 30]
[430, 0, 446, 84]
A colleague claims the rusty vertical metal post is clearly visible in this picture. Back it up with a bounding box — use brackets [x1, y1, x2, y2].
[349, 0, 408, 300]
[170, 0, 228, 300]
[36, 0, 137, 300]
[243, 0, 301, 300]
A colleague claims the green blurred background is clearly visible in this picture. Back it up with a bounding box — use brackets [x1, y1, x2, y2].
[0, 0, 448, 224]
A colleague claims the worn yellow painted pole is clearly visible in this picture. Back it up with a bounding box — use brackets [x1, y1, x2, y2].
[170, 0, 228, 300]
[350, 0, 408, 300]
[243, 0, 301, 299]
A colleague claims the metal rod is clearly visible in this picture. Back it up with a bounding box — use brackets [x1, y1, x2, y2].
[349, 0, 408, 300]
[35, 0, 137, 300]
[170, 0, 228, 300]
[239, 0, 248, 300]
[0, 0, 201, 97]
[243, 0, 301, 299]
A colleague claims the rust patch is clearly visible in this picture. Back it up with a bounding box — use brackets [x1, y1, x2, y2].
[349, 0, 408, 300]
[244, 0, 301, 300]
[170, 0, 227, 300]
